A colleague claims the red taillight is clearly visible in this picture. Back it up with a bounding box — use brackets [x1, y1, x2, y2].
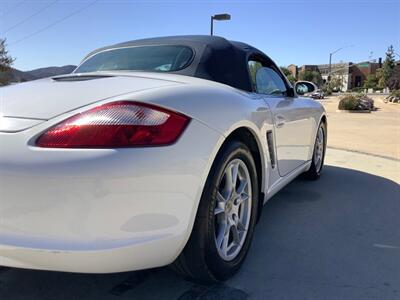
[36, 101, 190, 148]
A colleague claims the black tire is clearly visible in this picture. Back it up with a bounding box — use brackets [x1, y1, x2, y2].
[304, 121, 327, 180]
[172, 141, 259, 282]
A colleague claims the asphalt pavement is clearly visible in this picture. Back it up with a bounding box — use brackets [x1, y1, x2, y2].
[1, 149, 399, 300]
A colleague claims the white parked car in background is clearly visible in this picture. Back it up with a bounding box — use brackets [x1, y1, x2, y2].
[0, 35, 327, 282]
[310, 89, 325, 99]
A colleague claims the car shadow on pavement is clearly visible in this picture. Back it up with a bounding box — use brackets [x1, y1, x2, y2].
[1, 166, 399, 300]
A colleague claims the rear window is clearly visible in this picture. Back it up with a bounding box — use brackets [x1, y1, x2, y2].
[75, 45, 193, 73]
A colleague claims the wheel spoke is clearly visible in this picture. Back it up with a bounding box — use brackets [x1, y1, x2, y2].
[231, 225, 240, 244]
[216, 220, 227, 246]
[224, 167, 234, 198]
[315, 152, 321, 166]
[236, 219, 246, 232]
[237, 192, 249, 207]
[215, 191, 227, 215]
[237, 179, 248, 195]
[318, 128, 324, 142]
[214, 206, 225, 215]
[221, 223, 231, 255]
[216, 191, 227, 203]
[231, 162, 239, 192]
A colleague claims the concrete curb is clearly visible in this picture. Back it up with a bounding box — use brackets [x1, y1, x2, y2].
[327, 146, 400, 162]
[335, 109, 371, 113]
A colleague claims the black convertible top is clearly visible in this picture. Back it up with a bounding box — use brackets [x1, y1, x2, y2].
[82, 35, 278, 92]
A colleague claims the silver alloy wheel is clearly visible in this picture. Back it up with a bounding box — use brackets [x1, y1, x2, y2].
[214, 158, 252, 261]
[314, 126, 325, 172]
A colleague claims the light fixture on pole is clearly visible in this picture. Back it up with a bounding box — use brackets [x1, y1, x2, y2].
[210, 13, 231, 36]
[328, 45, 353, 81]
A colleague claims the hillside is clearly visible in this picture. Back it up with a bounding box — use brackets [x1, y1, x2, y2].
[1, 65, 77, 84]
[25, 65, 76, 79]
[9, 68, 37, 82]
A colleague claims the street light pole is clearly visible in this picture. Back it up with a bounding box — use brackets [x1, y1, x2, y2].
[210, 13, 231, 36]
[328, 45, 353, 81]
[210, 16, 214, 35]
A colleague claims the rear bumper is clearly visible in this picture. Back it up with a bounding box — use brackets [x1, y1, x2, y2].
[0, 119, 222, 273]
[0, 235, 183, 273]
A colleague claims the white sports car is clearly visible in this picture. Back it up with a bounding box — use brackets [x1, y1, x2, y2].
[0, 35, 327, 282]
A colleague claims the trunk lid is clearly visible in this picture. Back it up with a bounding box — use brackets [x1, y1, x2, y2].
[0, 73, 182, 120]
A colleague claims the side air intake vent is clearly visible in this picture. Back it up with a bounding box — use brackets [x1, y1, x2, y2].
[266, 130, 276, 169]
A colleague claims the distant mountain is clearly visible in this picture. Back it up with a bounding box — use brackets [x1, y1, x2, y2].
[1, 65, 77, 84]
[25, 65, 76, 79]
[8, 68, 37, 82]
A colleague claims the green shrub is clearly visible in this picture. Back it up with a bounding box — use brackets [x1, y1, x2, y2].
[386, 90, 400, 103]
[322, 85, 333, 96]
[338, 95, 359, 110]
[350, 87, 365, 93]
[338, 94, 374, 110]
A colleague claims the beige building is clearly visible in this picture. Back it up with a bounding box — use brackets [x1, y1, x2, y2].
[287, 64, 298, 78]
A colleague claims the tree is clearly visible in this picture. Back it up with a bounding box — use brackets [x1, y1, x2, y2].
[387, 65, 400, 91]
[382, 45, 396, 87]
[298, 70, 323, 86]
[287, 74, 296, 84]
[280, 66, 291, 77]
[280, 66, 297, 84]
[312, 71, 323, 86]
[0, 38, 14, 86]
[329, 76, 344, 91]
[363, 74, 379, 90]
[375, 68, 385, 90]
[298, 70, 313, 81]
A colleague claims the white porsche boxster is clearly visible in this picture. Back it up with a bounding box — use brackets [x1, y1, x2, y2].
[0, 35, 326, 282]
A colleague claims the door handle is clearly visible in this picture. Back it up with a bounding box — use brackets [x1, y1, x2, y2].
[275, 115, 286, 128]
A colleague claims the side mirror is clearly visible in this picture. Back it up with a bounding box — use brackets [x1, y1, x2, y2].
[286, 87, 295, 97]
[294, 81, 317, 96]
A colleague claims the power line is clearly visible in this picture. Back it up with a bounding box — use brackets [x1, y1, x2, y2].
[3, 0, 59, 34]
[9, 0, 100, 46]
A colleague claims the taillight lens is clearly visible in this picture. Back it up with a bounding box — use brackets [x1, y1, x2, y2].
[36, 101, 190, 148]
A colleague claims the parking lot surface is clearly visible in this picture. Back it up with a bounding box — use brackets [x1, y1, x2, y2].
[1, 149, 399, 300]
[321, 95, 400, 160]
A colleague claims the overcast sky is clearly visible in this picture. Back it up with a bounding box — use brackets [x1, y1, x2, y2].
[1, 0, 399, 71]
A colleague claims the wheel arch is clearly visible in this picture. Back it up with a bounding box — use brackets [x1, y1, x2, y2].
[318, 114, 328, 141]
[218, 126, 266, 222]
[320, 114, 327, 127]
[307, 113, 328, 161]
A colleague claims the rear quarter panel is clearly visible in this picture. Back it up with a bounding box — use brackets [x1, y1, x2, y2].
[129, 83, 276, 197]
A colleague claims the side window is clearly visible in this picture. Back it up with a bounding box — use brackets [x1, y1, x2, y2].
[248, 60, 287, 95]
[248, 60, 263, 90]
